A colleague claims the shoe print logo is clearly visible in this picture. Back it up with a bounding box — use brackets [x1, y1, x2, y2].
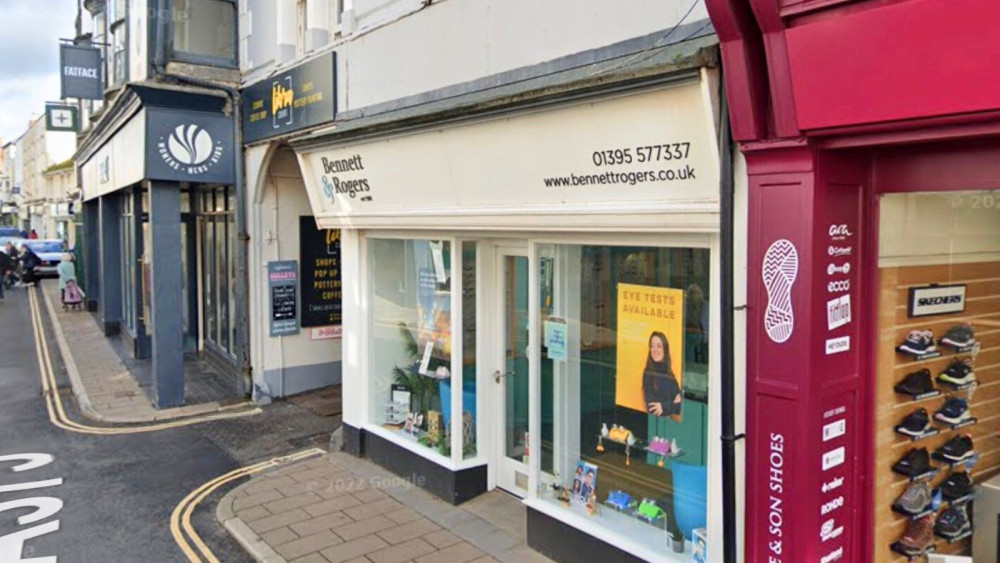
[763, 239, 799, 344]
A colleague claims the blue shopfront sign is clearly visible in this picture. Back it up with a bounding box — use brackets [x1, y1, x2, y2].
[145, 107, 236, 184]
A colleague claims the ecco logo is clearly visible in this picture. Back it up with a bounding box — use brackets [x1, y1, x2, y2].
[820, 496, 844, 516]
[821, 476, 844, 493]
[829, 225, 852, 238]
[828, 280, 850, 293]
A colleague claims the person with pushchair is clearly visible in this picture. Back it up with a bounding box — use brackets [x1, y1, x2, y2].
[58, 253, 83, 310]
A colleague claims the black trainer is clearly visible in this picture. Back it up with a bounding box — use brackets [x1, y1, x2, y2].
[935, 505, 971, 538]
[936, 435, 974, 462]
[940, 471, 974, 501]
[893, 448, 931, 477]
[934, 397, 971, 425]
[938, 359, 975, 386]
[895, 369, 934, 396]
[897, 408, 932, 437]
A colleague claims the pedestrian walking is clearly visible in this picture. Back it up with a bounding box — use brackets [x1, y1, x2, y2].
[0, 245, 14, 300]
[28, 229, 38, 239]
[58, 254, 82, 309]
[20, 245, 40, 286]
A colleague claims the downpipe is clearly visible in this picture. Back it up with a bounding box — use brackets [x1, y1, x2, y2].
[152, 0, 252, 395]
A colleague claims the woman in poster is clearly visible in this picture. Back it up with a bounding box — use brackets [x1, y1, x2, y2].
[643, 332, 682, 417]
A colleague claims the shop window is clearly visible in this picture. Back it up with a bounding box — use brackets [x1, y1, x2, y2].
[369, 238, 460, 459]
[172, 0, 236, 65]
[876, 190, 1000, 559]
[537, 244, 710, 554]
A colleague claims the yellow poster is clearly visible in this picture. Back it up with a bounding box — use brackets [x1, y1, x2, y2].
[615, 283, 685, 419]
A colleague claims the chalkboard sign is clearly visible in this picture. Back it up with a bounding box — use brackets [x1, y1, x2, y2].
[299, 216, 342, 329]
[268, 260, 299, 336]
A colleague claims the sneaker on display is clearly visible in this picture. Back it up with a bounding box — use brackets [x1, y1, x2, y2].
[894, 369, 934, 396]
[940, 324, 976, 348]
[936, 435, 974, 462]
[938, 359, 976, 386]
[897, 408, 932, 437]
[934, 397, 971, 425]
[934, 505, 971, 538]
[897, 514, 935, 554]
[895, 481, 933, 514]
[940, 471, 974, 501]
[898, 330, 936, 356]
[893, 448, 932, 477]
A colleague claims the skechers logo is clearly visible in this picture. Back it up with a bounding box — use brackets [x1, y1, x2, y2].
[917, 296, 962, 306]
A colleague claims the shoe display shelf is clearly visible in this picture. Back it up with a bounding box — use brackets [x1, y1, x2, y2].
[942, 492, 974, 506]
[893, 387, 942, 402]
[935, 379, 977, 392]
[890, 541, 935, 560]
[930, 453, 974, 469]
[892, 466, 941, 483]
[893, 425, 940, 442]
[890, 503, 936, 520]
[897, 349, 943, 361]
[935, 529, 972, 544]
[595, 434, 684, 467]
[940, 417, 978, 431]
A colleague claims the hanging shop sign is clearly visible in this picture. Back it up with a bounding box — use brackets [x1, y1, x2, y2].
[297, 83, 720, 224]
[45, 104, 79, 132]
[298, 216, 342, 328]
[242, 52, 337, 143]
[908, 284, 966, 318]
[60, 44, 103, 100]
[146, 107, 235, 184]
[268, 260, 299, 336]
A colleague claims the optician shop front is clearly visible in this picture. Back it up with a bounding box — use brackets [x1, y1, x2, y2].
[294, 72, 731, 562]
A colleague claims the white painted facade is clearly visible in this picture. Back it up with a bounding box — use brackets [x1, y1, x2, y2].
[239, 2, 742, 561]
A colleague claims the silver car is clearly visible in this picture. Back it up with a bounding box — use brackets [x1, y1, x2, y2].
[22, 239, 66, 277]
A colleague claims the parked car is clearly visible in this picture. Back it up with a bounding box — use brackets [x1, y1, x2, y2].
[0, 227, 22, 238]
[0, 236, 26, 252]
[22, 239, 66, 278]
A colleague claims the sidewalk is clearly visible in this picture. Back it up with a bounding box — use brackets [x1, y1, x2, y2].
[218, 452, 553, 563]
[39, 280, 252, 423]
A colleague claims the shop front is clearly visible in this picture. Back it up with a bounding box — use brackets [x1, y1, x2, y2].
[295, 71, 730, 562]
[77, 84, 239, 408]
[706, 0, 1000, 560]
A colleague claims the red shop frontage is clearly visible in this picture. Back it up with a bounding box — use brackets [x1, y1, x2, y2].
[705, 0, 1000, 561]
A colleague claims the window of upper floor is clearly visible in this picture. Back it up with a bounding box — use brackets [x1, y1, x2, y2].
[171, 0, 237, 67]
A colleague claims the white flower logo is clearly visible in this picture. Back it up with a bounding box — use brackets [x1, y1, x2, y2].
[167, 124, 213, 166]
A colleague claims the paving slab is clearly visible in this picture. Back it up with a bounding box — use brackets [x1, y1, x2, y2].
[218, 452, 551, 563]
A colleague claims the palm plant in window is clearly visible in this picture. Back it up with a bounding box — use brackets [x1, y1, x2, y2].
[391, 322, 445, 433]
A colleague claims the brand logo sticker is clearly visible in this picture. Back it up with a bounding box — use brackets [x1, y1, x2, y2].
[158, 123, 223, 175]
[825, 336, 850, 355]
[827, 295, 852, 331]
[762, 239, 799, 344]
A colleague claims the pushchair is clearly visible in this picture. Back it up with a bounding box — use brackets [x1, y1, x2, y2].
[63, 280, 84, 311]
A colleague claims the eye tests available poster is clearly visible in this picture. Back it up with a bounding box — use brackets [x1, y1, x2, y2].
[615, 283, 685, 419]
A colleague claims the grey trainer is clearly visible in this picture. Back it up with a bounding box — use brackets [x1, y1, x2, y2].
[896, 481, 932, 514]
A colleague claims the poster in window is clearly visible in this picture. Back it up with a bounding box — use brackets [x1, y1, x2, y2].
[615, 283, 684, 420]
[299, 216, 342, 328]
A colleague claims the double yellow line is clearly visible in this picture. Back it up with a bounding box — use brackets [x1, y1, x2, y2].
[171, 448, 325, 563]
[28, 288, 328, 561]
[28, 288, 260, 435]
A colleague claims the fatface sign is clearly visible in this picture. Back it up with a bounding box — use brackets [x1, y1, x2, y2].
[297, 83, 719, 224]
[60, 45, 103, 100]
[145, 107, 235, 184]
[242, 52, 337, 143]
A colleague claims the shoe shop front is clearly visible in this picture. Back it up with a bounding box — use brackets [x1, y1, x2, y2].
[295, 69, 734, 562]
[707, 0, 1000, 561]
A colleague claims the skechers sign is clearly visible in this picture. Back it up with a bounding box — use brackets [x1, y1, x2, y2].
[908, 284, 966, 318]
[60, 45, 103, 100]
[145, 108, 234, 184]
[242, 52, 337, 143]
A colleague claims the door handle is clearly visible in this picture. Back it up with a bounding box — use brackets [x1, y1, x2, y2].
[494, 370, 516, 383]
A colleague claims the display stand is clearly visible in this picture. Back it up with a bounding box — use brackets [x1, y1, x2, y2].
[894, 389, 942, 402]
[894, 426, 940, 442]
[890, 542, 935, 560]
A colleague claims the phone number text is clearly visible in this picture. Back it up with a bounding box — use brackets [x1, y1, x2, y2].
[592, 143, 691, 167]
